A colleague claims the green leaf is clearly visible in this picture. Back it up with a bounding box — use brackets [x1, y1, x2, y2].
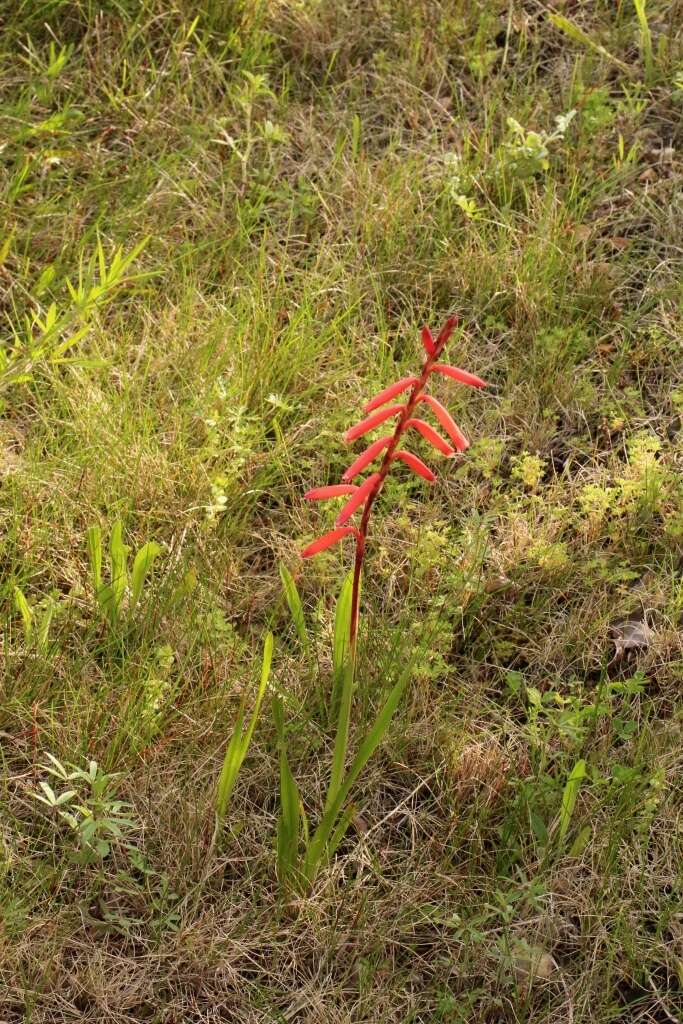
[86, 525, 102, 594]
[325, 657, 355, 816]
[273, 696, 303, 886]
[303, 662, 411, 885]
[279, 564, 308, 647]
[215, 632, 274, 821]
[558, 758, 587, 844]
[130, 541, 162, 613]
[109, 520, 129, 613]
[37, 598, 56, 652]
[13, 586, 33, 638]
[333, 572, 353, 680]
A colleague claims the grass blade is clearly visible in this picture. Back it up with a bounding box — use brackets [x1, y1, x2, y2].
[558, 758, 587, 845]
[215, 632, 273, 821]
[548, 13, 630, 72]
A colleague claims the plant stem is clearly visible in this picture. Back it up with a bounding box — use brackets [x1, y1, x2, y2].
[348, 320, 456, 659]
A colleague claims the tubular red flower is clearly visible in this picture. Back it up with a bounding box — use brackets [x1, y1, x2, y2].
[393, 450, 436, 482]
[342, 436, 392, 482]
[405, 417, 453, 456]
[336, 473, 381, 526]
[421, 325, 436, 356]
[364, 376, 419, 414]
[301, 525, 359, 558]
[431, 363, 487, 388]
[305, 484, 358, 500]
[418, 395, 469, 452]
[435, 315, 459, 347]
[344, 404, 403, 442]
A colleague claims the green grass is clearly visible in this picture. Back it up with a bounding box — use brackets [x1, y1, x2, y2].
[1, 1, 682, 1020]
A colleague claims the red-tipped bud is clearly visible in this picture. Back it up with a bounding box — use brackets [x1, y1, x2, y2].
[418, 395, 469, 452]
[343, 436, 392, 481]
[304, 484, 358, 501]
[301, 525, 359, 558]
[431, 363, 487, 388]
[336, 473, 381, 526]
[406, 417, 453, 456]
[393, 450, 436, 482]
[435, 315, 459, 348]
[364, 376, 419, 414]
[421, 325, 436, 356]
[344, 404, 403, 442]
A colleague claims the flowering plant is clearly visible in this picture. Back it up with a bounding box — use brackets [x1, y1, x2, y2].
[275, 316, 487, 890]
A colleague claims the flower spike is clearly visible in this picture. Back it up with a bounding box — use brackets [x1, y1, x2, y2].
[418, 394, 469, 452]
[406, 417, 453, 456]
[393, 450, 436, 482]
[301, 525, 360, 558]
[431, 363, 487, 388]
[344, 404, 404, 442]
[301, 315, 486, 654]
[336, 473, 381, 526]
[364, 377, 419, 414]
[343, 436, 392, 482]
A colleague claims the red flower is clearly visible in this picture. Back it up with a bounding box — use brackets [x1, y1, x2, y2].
[301, 526, 359, 558]
[364, 377, 419, 414]
[342, 436, 392, 481]
[393, 450, 436, 482]
[336, 473, 381, 526]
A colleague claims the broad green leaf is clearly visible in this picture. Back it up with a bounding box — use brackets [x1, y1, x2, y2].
[333, 572, 353, 679]
[13, 586, 33, 638]
[86, 525, 102, 593]
[279, 564, 308, 647]
[37, 599, 56, 652]
[130, 541, 162, 613]
[109, 520, 129, 613]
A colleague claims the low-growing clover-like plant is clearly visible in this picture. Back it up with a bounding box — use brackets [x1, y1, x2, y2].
[275, 316, 487, 889]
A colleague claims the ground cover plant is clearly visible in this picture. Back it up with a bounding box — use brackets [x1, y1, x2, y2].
[1, 1, 682, 1021]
